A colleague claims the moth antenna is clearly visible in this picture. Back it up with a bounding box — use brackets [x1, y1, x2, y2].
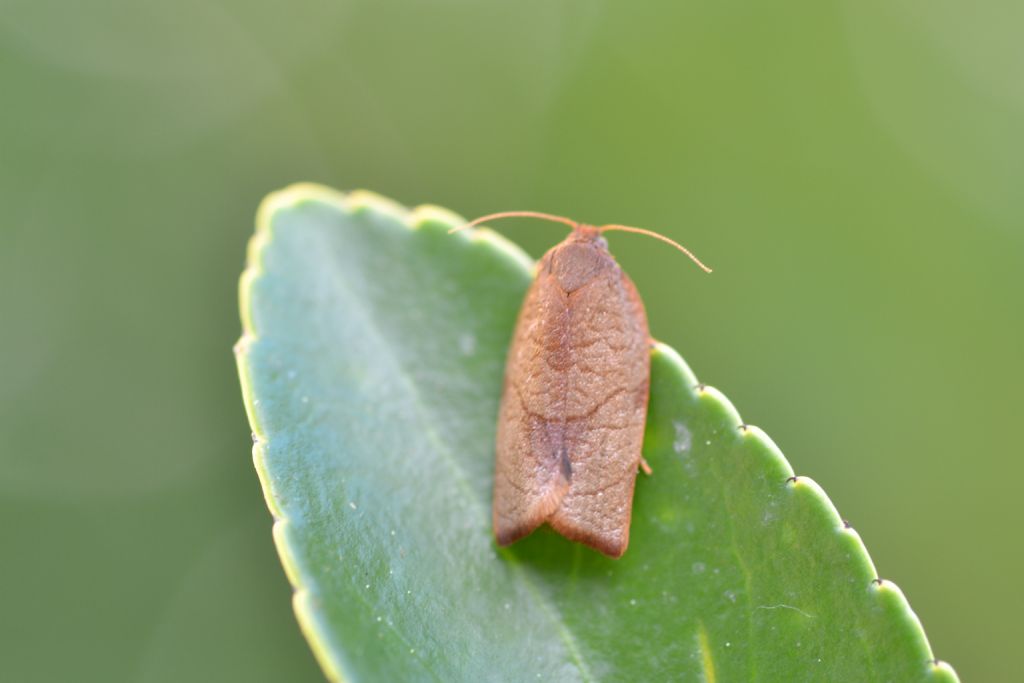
[599, 224, 712, 273]
[448, 211, 579, 235]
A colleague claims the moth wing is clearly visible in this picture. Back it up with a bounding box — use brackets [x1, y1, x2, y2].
[492, 271, 572, 545]
[547, 265, 650, 558]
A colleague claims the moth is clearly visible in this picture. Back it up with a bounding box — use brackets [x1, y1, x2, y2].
[453, 212, 710, 558]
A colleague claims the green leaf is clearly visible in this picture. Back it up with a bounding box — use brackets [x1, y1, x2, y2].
[236, 185, 959, 682]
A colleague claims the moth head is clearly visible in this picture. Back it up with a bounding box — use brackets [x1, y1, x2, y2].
[550, 233, 614, 292]
[569, 223, 608, 250]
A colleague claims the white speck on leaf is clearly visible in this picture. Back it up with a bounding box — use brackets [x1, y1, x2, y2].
[692, 562, 706, 574]
[673, 421, 692, 453]
[458, 332, 477, 356]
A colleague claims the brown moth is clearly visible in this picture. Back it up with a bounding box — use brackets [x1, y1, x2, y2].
[453, 212, 710, 558]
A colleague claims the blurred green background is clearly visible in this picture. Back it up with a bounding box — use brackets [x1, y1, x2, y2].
[2, 2, 1020, 680]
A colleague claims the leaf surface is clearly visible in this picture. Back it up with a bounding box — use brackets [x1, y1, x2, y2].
[236, 185, 958, 682]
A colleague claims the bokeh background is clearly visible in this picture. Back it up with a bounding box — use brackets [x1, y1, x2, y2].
[2, 2, 1020, 680]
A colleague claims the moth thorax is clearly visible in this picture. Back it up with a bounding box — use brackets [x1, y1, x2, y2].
[552, 240, 612, 293]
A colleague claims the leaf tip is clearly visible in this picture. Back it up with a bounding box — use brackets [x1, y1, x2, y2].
[256, 183, 347, 231]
